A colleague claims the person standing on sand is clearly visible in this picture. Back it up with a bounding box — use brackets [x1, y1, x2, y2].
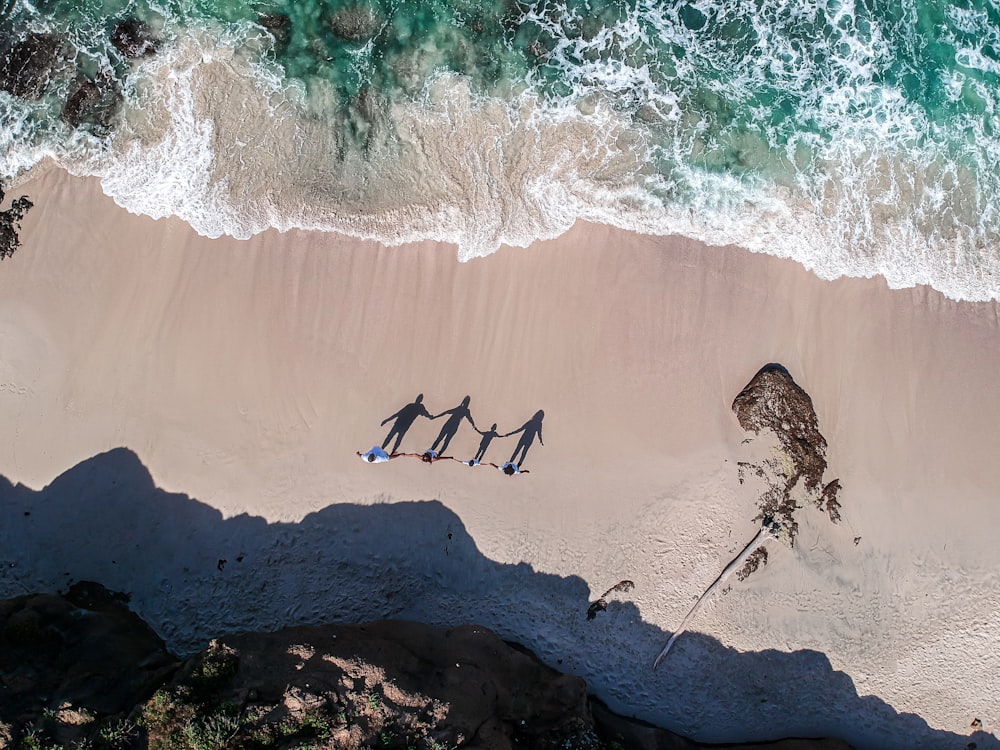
[429, 395, 476, 456]
[473, 422, 502, 463]
[380, 393, 432, 454]
[358, 446, 397, 463]
[504, 409, 544, 468]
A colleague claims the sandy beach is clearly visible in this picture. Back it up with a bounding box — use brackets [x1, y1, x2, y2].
[1, 166, 999, 749]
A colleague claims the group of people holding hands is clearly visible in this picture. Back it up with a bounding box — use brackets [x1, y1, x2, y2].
[358, 394, 545, 475]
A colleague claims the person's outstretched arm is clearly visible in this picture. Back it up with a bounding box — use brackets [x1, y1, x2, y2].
[380, 408, 402, 426]
[501, 424, 525, 438]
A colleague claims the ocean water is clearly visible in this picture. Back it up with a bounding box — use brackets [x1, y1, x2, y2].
[2, 0, 1000, 300]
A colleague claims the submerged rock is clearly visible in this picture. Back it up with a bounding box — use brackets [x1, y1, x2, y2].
[111, 18, 160, 59]
[0, 32, 67, 99]
[61, 75, 121, 130]
[258, 13, 292, 52]
[329, 5, 384, 42]
[61, 78, 102, 127]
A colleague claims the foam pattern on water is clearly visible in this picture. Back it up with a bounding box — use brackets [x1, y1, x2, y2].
[3, 0, 1000, 299]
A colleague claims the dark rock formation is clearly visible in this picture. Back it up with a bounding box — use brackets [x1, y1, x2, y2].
[0, 184, 33, 260]
[328, 5, 384, 42]
[150, 621, 600, 749]
[0, 33, 67, 99]
[732, 364, 842, 549]
[0, 585, 854, 750]
[0, 582, 178, 743]
[111, 19, 160, 59]
[61, 75, 121, 130]
[61, 78, 102, 127]
[258, 13, 292, 52]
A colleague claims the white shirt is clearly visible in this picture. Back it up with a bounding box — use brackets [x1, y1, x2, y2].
[360, 446, 390, 463]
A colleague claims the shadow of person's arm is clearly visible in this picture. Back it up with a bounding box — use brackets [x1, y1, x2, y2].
[380, 408, 402, 427]
[501, 425, 525, 438]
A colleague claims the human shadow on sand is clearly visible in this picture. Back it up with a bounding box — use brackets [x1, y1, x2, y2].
[379, 393, 432, 453]
[0, 448, 994, 750]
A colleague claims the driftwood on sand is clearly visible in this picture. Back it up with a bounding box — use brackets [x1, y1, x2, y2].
[653, 364, 842, 669]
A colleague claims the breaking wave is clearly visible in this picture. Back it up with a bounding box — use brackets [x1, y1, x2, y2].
[3, 0, 1000, 300]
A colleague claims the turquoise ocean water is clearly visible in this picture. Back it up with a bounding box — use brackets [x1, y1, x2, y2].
[2, 0, 1000, 299]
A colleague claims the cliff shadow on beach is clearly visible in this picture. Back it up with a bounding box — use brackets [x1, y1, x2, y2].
[0, 447, 994, 750]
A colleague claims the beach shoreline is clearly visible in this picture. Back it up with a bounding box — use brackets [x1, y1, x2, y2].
[1, 167, 998, 749]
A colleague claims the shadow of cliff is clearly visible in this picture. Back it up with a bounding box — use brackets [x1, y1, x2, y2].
[0, 448, 994, 750]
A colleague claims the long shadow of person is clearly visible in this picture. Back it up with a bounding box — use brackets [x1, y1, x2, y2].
[429, 396, 476, 456]
[380, 394, 432, 453]
[473, 423, 502, 463]
[504, 409, 544, 468]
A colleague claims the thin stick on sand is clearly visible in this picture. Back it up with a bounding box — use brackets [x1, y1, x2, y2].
[653, 520, 781, 670]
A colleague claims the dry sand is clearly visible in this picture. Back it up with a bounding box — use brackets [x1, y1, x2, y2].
[1, 166, 999, 749]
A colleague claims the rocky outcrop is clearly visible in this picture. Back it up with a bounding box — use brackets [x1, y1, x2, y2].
[149, 621, 600, 750]
[111, 19, 161, 59]
[61, 75, 121, 130]
[0, 582, 178, 744]
[732, 364, 842, 544]
[1, 584, 854, 749]
[258, 13, 292, 53]
[0, 33, 68, 99]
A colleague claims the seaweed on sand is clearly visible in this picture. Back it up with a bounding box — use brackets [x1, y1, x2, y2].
[653, 365, 842, 669]
[1, 184, 33, 260]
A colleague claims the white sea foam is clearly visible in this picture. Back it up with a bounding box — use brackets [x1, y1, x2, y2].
[6, 6, 1000, 301]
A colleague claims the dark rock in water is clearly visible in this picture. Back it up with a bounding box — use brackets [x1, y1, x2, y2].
[350, 85, 391, 155]
[258, 12, 292, 51]
[0, 33, 67, 99]
[61, 75, 121, 130]
[111, 18, 160, 59]
[732, 364, 841, 545]
[0, 185, 34, 260]
[329, 4, 384, 42]
[0, 582, 178, 740]
[62, 78, 102, 127]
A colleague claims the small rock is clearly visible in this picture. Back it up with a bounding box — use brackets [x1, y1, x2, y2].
[258, 13, 292, 51]
[111, 19, 160, 59]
